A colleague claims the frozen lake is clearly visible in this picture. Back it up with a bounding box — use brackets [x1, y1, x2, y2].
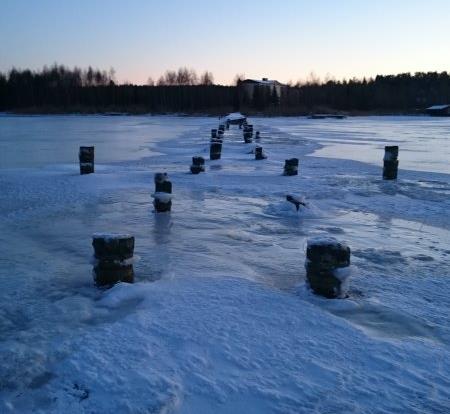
[0, 115, 449, 413]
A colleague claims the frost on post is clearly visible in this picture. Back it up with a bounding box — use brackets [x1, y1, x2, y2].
[305, 236, 351, 298]
[92, 233, 135, 286]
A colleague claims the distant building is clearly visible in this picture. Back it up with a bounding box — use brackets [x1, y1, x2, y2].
[426, 104, 450, 116]
[240, 77, 286, 100]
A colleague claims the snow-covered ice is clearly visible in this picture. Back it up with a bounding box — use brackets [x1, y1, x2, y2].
[0, 115, 449, 413]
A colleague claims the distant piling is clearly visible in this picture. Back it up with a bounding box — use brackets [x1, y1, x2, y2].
[255, 131, 260, 140]
[92, 233, 135, 286]
[305, 237, 351, 298]
[190, 156, 205, 174]
[283, 158, 299, 176]
[255, 146, 267, 160]
[153, 172, 172, 212]
[79, 146, 94, 175]
[383, 146, 399, 180]
[211, 129, 217, 139]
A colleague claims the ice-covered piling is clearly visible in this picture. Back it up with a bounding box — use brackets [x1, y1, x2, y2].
[255, 146, 267, 160]
[217, 129, 224, 139]
[210, 141, 222, 160]
[283, 158, 299, 176]
[305, 237, 351, 298]
[211, 129, 217, 139]
[79, 146, 94, 175]
[383, 146, 399, 180]
[153, 173, 172, 212]
[92, 233, 135, 286]
[218, 124, 225, 133]
[190, 156, 205, 174]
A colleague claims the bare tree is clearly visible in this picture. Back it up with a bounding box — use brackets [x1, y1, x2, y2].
[200, 71, 214, 85]
[233, 73, 245, 86]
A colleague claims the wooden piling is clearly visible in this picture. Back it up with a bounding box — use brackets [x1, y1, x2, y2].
[283, 158, 299, 176]
[79, 146, 94, 175]
[383, 146, 399, 180]
[92, 233, 135, 286]
[305, 237, 351, 298]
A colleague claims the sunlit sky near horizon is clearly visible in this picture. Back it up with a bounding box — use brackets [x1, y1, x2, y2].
[1, 0, 449, 85]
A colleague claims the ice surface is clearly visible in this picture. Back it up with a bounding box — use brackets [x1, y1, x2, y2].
[0, 115, 449, 413]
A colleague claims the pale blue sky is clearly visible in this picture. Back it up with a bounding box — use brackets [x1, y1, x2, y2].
[1, 0, 449, 84]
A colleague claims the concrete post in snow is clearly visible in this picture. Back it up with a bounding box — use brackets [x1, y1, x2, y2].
[153, 172, 172, 212]
[305, 237, 351, 298]
[383, 146, 399, 180]
[190, 156, 205, 174]
[79, 146, 94, 175]
[283, 158, 299, 176]
[92, 233, 135, 286]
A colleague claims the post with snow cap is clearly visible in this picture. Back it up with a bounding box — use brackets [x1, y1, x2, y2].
[305, 237, 351, 298]
[190, 156, 205, 174]
[153, 172, 172, 213]
[383, 146, 399, 180]
[79, 146, 94, 175]
[92, 233, 135, 286]
[283, 158, 298, 176]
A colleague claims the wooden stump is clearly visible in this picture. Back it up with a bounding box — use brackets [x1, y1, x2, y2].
[92, 233, 135, 286]
[210, 142, 222, 160]
[79, 146, 94, 175]
[190, 156, 205, 174]
[305, 237, 351, 298]
[243, 132, 253, 143]
[283, 158, 299, 176]
[153, 173, 172, 212]
[383, 146, 399, 180]
[255, 146, 267, 160]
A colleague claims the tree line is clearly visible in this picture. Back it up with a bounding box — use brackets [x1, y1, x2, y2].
[1, 65, 449, 114]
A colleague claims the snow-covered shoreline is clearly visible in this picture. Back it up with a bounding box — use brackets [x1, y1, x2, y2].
[0, 115, 449, 413]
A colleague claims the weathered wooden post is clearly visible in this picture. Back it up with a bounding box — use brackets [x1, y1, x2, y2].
[210, 141, 222, 160]
[283, 158, 299, 176]
[243, 132, 253, 143]
[217, 129, 224, 140]
[190, 156, 205, 174]
[92, 233, 135, 286]
[79, 146, 94, 175]
[383, 146, 399, 180]
[226, 120, 230, 130]
[218, 124, 225, 133]
[153, 172, 172, 212]
[255, 131, 261, 140]
[255, 146, 267, 160]
[211, 129, 217, 139]
[305, 237, 351, 298]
